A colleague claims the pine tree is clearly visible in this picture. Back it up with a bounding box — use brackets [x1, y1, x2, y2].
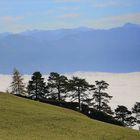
[27, 72, 47, 100]
[68, 76, 90, 111]
[115, 105, 137, 127]
[91, 80, 113, 114]
[47, 72, 68, 101]
[10, 68, 26, 96]
[132, 102, 140, 124]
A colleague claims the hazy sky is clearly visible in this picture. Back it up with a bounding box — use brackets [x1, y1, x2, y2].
[0, 0, 140, 32]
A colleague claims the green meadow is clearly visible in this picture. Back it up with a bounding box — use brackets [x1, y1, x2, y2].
[0, 92, 140, 140]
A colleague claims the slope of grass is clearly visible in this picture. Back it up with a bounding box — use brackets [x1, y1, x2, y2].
[0, 92, 140, 140]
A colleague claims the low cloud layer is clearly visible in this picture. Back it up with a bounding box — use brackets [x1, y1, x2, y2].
[1, 72, 140, 110]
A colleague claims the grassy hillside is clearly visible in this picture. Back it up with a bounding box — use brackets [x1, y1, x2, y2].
[0, 92, 140, 140]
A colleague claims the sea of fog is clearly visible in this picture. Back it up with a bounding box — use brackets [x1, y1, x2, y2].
[0, 72, 140, 129]
[1, 72, 140, 109]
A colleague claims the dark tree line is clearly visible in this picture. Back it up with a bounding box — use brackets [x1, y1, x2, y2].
[26, 72, 113, 113]
[10, 69, 139, 128]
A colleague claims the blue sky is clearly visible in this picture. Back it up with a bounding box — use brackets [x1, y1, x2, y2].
[0, 0, 140, 32]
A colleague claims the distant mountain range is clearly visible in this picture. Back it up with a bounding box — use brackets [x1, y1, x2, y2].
[0, 23, 140, 74]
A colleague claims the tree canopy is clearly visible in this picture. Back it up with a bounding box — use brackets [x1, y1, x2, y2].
[68, 76, 90, 111]
[27, 72, 47, 100]
[91, 80, 113, 114]
[10, 68, 26, 96]
[115, 105, 136, 127]
[47, 72, 68, 101]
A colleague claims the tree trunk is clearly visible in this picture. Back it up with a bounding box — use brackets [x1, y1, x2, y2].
[58, 85, 61, 101]
[98, 88, 101, 111]
[78, 90, 81, 111]
[35, 80, 38, 99]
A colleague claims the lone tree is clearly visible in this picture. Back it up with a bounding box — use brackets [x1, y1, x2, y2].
[10, 68, 26, 96]
[27, 72, 47, 100]
[68, 76, 90, 111]
[47, 72, 68, 101]
[132, 102, 140, 125]
[91, 80, 113, 114]
[115, 105, 137, 127]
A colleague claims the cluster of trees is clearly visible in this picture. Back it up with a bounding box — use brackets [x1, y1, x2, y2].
[10, 69, 140, 128]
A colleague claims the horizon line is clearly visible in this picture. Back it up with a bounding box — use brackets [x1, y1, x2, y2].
[0, 22, 140, 34]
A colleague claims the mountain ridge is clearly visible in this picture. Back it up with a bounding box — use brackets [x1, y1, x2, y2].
[0, 23, 140, 74]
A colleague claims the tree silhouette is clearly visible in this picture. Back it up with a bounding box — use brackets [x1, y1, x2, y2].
[27, 72, 47, 100]
[91, 80, 113, 114]
[47, 72, 68, 101]
[68, 76, 90, 111]
[115, 105, 136, 127]
[10, 68, 26, 96]
[132, 102, 140, 125]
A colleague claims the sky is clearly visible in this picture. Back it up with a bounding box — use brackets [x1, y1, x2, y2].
[0, 0, 140, 32]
